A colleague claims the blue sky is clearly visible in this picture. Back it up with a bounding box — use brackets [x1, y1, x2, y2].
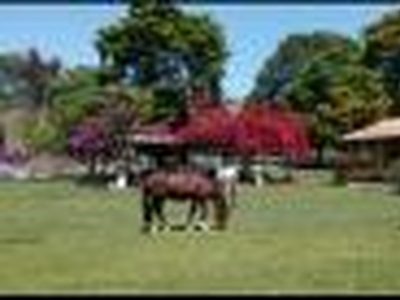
[0, 4, 398, 99]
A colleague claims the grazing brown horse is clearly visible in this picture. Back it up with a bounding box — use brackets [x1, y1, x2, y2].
[139, 167, 230, 233]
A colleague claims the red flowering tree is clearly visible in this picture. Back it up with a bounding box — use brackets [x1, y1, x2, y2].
[276, 108, 311, 163]
[235, 104, 278, 156]
[178, 100, 310, 163]
[234, 102, 310, 162]
[178, 105, 237, 152]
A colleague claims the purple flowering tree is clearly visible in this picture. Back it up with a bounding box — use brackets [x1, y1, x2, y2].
[67, 87, 138, 179]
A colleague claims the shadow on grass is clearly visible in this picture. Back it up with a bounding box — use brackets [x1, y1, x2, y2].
[0, 236, 43, 245]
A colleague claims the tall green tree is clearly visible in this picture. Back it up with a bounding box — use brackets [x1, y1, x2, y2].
[283, 51, 391, 161]
[0, 50, 60, 108]
[0, 53, 27, 105]
[95, 0, 227, 121]
[249, 31, 392, 162]
[50, 67, 157, 126]
[364, 9, 400, 112]
[20, 67, 110, 154]
[18, 48, 61, 109]
[249, 31, 359, 101]
[49, 67, 106, 134]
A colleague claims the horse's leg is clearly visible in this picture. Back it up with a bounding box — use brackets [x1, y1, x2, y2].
[141, 193, 154, 233]
[195, 201, 209, 231]
[154, 196, 168, 231]
[186, 200, 198, 229]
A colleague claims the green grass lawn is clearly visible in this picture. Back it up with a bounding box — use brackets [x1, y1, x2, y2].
[1, 174, 400, 293]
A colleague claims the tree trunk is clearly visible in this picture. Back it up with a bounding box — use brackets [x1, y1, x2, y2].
[88, 157, 96, 178]
[282, 155, 293, 182]
[315, 144, 325, 168]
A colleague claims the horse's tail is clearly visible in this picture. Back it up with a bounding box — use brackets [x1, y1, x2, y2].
[140, 187, 153, 233]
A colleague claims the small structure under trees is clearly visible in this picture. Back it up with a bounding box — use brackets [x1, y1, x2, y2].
[130, 121, 188, 169]
[338, 118, 400, 181]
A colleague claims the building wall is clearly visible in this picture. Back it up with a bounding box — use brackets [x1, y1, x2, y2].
[340, 138, 400, 182]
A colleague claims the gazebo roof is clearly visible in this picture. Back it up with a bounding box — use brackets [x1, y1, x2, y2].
[342, 118, 400, 142]
[130, 122, 185, 146]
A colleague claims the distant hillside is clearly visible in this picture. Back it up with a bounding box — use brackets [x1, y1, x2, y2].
[0, 106, 83, 178]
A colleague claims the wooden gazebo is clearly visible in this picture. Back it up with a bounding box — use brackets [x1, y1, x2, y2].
[129, 86, 234, 169]
[129, 121, 189, 169]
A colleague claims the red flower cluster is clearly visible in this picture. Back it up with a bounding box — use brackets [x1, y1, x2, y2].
[178, 105, 236, 150]
[178, 102, 311, 161]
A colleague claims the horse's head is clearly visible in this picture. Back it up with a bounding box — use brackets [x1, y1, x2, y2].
[212, 190, 230, 230]
[215, 165, 238, 209]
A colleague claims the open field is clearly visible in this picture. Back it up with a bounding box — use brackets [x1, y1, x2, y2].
[1, 173, 400, 294]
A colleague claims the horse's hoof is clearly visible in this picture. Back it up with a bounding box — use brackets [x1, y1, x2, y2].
[210, 224, 226, 231]
[194, 222, 209, 232]
[150, 226, 161, 233]
[193, 224, 202, 231]
[157, 225, 169, 232]
[141, 225, 151, 234]
[173, 224, 187, 231]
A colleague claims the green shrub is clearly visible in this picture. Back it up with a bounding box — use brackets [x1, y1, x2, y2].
[20, 116, 65, 154]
